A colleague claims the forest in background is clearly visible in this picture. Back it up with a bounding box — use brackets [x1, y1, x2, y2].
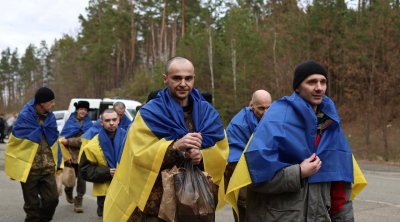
[1, 0, 399, 161]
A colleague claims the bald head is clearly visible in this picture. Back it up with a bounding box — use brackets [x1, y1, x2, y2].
[163, 56, 196, 107]
[165, 57, 194, 75]
[249, 90, 272, 121]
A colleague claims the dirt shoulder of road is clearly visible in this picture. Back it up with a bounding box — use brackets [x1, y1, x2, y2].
[358, 159, 400, 172]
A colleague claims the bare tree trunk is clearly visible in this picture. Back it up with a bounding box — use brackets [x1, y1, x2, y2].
[150, 22, 157, 77]
[273, 31, 280, 95]
[160, 0, 168, 61]
[382, 121, 389, 161]
[129, 0, 136, 80]
[146, 26, 151, 67]
[181, 0, 186, 38]
[365, 46, 377, 147]
[171, 16, 177, 57]
[116, 42, 121, 88]
[380, 84, 390, 161]
[231, 39, 237, 108]
[208, 27, 215, 105]
[164, 21, 168, 61]
[151, 22, 157, 71]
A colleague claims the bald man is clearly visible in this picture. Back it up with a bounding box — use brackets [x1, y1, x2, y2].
[249, 90, 273, 121]
[225, 90, 272, 222]
[104, 57, 229, 221]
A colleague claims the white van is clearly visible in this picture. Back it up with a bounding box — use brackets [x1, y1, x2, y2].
[66, 98, 142, 122]
[53, 110, 68, 133]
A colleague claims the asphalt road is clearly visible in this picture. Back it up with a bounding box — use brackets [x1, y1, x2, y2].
[1, 142, 400, 221]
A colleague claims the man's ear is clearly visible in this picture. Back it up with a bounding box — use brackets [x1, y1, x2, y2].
[162, 74, 168, 84]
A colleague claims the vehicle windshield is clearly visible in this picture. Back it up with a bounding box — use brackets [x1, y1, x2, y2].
[127, 109, 137, 118]
[54, 112, 65, 120]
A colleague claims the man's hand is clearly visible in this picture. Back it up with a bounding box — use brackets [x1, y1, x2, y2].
[299, 153, 322, 178]
[61, 138, 68, 146]
[110, 168, 116, 176]
[185, 148, 203, 165]
[173, 132, 202, 151]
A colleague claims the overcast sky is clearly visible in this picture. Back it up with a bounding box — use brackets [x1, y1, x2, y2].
[0, 0, 89, 54]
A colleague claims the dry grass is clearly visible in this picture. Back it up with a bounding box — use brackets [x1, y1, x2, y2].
[343, 116, 400, 162]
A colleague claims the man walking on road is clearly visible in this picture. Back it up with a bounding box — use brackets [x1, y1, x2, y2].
[60, 100, 93, 213]
[225, 89, 272, 222]
[79, 109, 126, 217]
[5, 87, 59, 222]
[104, 57, 229, 221]
[227, 60, 366, 221]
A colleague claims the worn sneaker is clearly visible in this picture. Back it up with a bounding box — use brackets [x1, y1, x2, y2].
[74, 196, 84, 213]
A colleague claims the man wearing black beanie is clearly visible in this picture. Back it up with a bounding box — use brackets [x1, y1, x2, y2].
[60, 100, 93, 213]
[5, 86, 59, 221]
[239, 60, 365, 222]
[34, 86, 55, 105]
[292, 60, 328, 92]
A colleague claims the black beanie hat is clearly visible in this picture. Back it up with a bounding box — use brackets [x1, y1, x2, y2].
[34, 87, 55, 104]
[293, 60, 327, 91]
[74, 101, 90, 111]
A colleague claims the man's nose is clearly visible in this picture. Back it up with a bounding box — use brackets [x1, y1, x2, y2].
[315, 82, 323, 90]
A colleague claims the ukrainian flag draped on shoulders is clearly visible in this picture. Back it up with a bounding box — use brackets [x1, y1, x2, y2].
[246, 92, 353, 183]
[5, 99, 59, 182]
[104, 88, 229, 222]
[60, 112, 92, 138]
[59, 112, 92, 160]
[119, 114, 132, 131]
[97, 127, 126, 168]
[226, 92, 367, 214]
[82, 119, 102, 141]
[83, 127, 126, 196]
[226, 107, 258, 163]
[78, 119, 102, 162]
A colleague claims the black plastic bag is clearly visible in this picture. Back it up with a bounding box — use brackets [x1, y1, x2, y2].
[174, 160, 216, 222]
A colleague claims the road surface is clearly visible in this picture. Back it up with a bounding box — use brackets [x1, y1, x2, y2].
[1, 143, 399, 221]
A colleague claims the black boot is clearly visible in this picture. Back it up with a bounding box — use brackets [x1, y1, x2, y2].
[64, 189, 73, 204]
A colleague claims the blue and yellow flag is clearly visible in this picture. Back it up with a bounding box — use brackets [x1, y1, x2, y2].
[351, 155, 367, 200]
[226, 107, 258, 163]
[98, 127, 126, 168]
[119, 114, 132, 131]
[82, 127, 127, 197]
[245, 93, 353, 184]
[81, 119, 102, 141]
[60, 112, 93, 138]
[226, 93, 367, 215]
[104, 88, 229, 222]
[78, 119, 102, 162]
[59, 112, 92, 160]
[226, 150, 367, 214]
[5, 100, 59, 182]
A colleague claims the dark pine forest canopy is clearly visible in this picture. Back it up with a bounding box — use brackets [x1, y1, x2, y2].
[1, 0, 400, 161]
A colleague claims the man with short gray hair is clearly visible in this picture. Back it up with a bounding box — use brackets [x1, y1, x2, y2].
[113, 101, 132, 130]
